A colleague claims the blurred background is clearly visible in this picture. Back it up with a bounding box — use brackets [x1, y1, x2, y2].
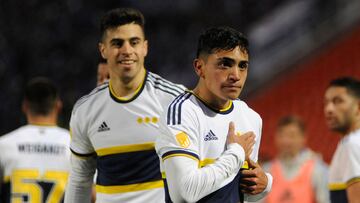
[0, 0, 359, 163]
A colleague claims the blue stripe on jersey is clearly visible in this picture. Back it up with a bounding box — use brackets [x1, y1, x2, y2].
[167, 93, 187, 125]
[163, 172, 243, 203]
[70, 148, 96, 157]
[161, 150, 199, 160]
[330, 190, 348, 203]
[0, 182, 10, 203]
[96, 149, 162, 186]
[167, 92, 191, 125]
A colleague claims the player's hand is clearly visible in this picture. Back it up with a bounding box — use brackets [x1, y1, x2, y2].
[239, 159, 268, 195]
[226, 122, 255, 159]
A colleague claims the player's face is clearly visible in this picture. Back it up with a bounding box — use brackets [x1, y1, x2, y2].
[275, 123, 305, 158]
[197, 46, 248, 103]
[99, 23, 148, 83]
[324, 86, 359, 134]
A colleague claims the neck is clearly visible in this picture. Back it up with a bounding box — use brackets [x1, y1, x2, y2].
[344, 119, 360, 136]
[192, 86, 231, 110]
[27, 114, 57, 126]
[110, 68, 145, 97]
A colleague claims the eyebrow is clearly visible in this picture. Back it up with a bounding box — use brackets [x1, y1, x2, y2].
[109, 37, 142, 44]
[217, 57, 248, 65]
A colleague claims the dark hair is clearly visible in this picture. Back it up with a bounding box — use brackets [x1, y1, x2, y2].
[196, 26, 249, 58]
[24, 77, 59, 116]
[277, 115, 305, 134]
[328, 77, 360, 99]
[100, 7, 145, 41]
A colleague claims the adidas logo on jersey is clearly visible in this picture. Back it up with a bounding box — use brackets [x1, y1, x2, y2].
[204, 130, 218, 141]
[98, 122, 110, 132]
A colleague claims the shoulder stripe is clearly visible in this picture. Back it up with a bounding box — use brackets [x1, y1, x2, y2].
[147, 76, 184, 96]
[147, 72, 185, 94]
[147, 79, 180, 97]
[162, 150, 199, 161]
[166, 92, 191, 125]
[167, 92, 191, 125]
[73, 84, 108, 112]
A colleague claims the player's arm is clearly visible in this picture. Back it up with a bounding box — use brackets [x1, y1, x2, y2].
[347, 180, 360, 203]
[312, 157, 330, 203]
[64, 153, 96, 203]
[64, 110, 97, 203]
[240, 114, 273, 202]
[162, 122, 255, 202]
[345, 141, 360, 203]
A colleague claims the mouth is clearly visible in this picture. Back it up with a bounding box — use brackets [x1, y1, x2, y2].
[117, 59, 136, 65]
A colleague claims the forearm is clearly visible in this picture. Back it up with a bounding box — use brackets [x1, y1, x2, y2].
[64, 154, 96, 203]
[244, 172, 273, 202]
[164, 143, 245, 202]
[347, 181, 360, 203]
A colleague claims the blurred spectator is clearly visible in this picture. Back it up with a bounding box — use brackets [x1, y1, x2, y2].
[0, 77, 70, 202]
[324, 77, 360, 203]
[259, 115, 329, 203]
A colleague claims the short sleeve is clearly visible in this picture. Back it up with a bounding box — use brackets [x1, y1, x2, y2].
[343, 140, 360, 184]
[156, 103, 200, 162]
[69, 108, 95, 156]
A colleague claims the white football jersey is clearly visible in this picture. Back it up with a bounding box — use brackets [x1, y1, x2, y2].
[328, 129, 360, 203]
[70, 71, 185, 203]
[0, 124, 71, 203]
[156, 91, 262, 202]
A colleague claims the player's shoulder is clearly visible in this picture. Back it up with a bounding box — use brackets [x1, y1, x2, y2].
[234, 99, 261, 120]
[72, 82, 109, 113]
[0, 125, 29, 145]
[146, 71, 186, 98]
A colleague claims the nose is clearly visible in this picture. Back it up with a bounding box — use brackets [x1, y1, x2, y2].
[228, 67, 241, 82]
[324, 102, 333, 116]
[120, 41, 134, 55]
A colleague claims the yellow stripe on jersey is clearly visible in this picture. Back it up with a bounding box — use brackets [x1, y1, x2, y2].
[328, 182, 347, 191]
[96, 180, 164, 194]
[199, 158, 215, 168]
[3, 175, 10, 183]
[219, 101, 233, 112]
[347, 177, 360, 186]
[109, 70, 145, 101]
[96, 142, 155, 156]
[162, 153, 199, 162]
[161, 172, 166, 179]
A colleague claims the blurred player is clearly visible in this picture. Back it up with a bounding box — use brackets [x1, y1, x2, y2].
[0, 77, 70, 202]
[65, 7, 185, 203]
[324, 77, 360, 203]
[97, 57, 109, 86]
[156, 26, 272, 203]
[260, 115, 329, 203]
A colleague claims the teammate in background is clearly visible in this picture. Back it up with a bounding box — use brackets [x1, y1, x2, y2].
[97, 57, 110, 86]
[156, 26, 272, 203]
[259, 115, 329, 203]
[0, 77, 70, 202]
[324, 77, 360, 203]
[65, 8, 185, 203]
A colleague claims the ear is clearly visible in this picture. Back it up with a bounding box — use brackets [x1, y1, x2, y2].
[22, 100, 28, 114]
[99, 42, 107, 60]
[55, 99, 63, 114]
[143, 40, 148, 57]
[193, 58, 205, 78]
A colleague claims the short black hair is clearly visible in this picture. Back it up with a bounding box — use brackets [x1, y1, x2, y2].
[196, 26, 249, 58]
[100, 7, 145, 41]
[328, 76, 360, 99]
[24, 77, 59, 116]
[277, 115, 305, 134]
